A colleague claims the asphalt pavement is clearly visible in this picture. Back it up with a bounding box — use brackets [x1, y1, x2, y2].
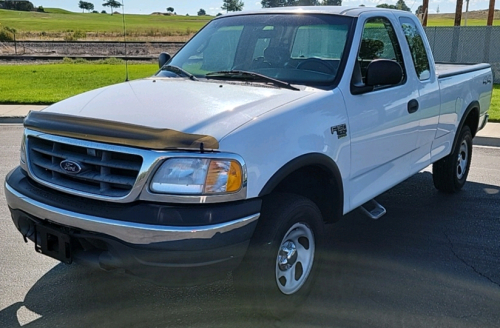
[1, 104, 499, 147]
[1, 125, 500, 327]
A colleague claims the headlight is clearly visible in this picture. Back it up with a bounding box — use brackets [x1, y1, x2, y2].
[150, 158, 244, 195]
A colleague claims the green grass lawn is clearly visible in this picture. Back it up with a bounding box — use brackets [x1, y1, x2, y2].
[0, 60, 157, 104]
[490, 85, 500, 122]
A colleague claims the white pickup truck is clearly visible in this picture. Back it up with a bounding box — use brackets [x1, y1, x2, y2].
[5, 6, 492, 315]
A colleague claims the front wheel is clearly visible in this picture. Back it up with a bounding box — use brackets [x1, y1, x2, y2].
[233, 193, 324, 318]
[432, 125, 473, 193]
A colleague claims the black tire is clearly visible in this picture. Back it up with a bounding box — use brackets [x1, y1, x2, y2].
[233, 193, 324, 318]
[432, 125, 473, 193]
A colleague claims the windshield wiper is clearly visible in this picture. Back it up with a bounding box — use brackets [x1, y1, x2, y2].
[161, 65, 198, 81]
[205, 70, 299, 91]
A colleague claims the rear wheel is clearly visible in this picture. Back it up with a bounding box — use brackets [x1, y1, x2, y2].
[233, 193, 324, 318]
[432, 125, 473, 193]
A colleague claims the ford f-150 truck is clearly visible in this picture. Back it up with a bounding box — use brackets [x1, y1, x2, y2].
[4, 6, 492, 315]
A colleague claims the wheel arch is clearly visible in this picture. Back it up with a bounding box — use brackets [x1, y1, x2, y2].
[258, 153, 344, 224]
[453, 101, 480, 153]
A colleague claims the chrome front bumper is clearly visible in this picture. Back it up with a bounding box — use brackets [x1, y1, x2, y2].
[5, 182, 260, 246]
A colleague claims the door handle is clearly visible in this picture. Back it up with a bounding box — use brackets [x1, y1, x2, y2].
[408, 99, 419, 114]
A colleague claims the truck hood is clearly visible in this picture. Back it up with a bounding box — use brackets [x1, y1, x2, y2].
[42, 78, 311, 141]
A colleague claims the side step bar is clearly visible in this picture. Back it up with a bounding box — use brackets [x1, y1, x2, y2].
[359, 199, 386, 220]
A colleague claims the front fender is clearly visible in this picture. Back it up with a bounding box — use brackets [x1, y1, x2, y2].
[219, 87, 350, 212]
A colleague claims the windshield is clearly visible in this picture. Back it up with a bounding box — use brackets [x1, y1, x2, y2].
[157, 14, 353, 86]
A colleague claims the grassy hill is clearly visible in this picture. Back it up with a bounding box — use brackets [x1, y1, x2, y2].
[0, 8, 211, 41]
[0, 8, 499, 41]
[43, 8, 74, 14]
[427, 9, 500, 26]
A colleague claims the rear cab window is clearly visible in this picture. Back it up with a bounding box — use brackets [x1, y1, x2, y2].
[399, 17, 431, 81]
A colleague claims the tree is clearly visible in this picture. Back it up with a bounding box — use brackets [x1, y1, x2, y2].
[322, 0, 341, 5]
[261, 0, 295, 6]
[415, 5, 423, 15]
[222, 0, 244, 12]
[376, 3, 397, 9]
[79, 1, 86, 12]
[298, 0, 319, 5]
[262, 0, 327, 7]
[79, 1, 95, 13]
[261, 0, 279, 6]
[102, 0, 122, 15]
[395, 0, 410, 11]
[167, 7, 174, 13]
[2, 1, 34, 11]
[377, 0, 410, 11]
[198, 8, 206, 15]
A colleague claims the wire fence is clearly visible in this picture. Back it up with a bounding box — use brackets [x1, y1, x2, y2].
[424, 26, 500, 83]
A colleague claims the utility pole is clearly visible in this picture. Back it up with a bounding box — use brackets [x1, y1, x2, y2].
[487, 0, 495, 26]
[422, 0, 429, 26]
[464, 0, 470, 26]
[454, 0, 463, 26]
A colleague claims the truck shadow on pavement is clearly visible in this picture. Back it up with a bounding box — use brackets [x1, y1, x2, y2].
[1, 172, 500, 328]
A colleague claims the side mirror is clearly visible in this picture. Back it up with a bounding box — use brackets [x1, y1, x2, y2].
[158, 52, 171, 68]
[365, 59, 403, 86]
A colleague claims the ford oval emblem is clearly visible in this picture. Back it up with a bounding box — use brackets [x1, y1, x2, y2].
[60, 160, 83, 174]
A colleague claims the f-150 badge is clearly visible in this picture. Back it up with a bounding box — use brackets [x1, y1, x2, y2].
[331, 124, 347, 139]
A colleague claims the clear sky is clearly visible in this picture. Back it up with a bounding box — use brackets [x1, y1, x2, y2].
[37, 0, 500, 16]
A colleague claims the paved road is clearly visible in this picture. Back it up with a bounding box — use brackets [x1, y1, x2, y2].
[1, 125, 500, 328]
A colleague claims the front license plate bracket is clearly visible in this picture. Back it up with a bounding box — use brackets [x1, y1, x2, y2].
[35, 223, 73, 264]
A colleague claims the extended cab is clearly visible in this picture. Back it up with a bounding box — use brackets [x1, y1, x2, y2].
[4, 6, 492, 315]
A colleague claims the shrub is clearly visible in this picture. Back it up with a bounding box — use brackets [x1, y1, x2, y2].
[64, 30, 87, 41]
[100, 57, 124, 65]
[73, 30, 87, 39]
[0, 29, 14, 42]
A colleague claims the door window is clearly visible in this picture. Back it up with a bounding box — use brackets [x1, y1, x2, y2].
[353, 17, 406, 86]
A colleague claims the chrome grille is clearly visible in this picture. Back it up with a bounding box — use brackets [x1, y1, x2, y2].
[28, 136, 143, 197]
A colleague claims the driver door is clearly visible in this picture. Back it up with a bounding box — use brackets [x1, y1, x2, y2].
[344, 16, 420, 208]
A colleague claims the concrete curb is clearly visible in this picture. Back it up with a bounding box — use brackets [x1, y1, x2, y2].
[474, 136, 500, 148]
[0, 117, 25, 124]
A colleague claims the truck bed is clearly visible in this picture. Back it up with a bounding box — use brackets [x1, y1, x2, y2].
[436, 62, 491, 78]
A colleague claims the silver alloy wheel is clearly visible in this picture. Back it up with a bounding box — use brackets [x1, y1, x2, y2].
[456, 139, 469, 180]
[275, 222, 315, 295]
